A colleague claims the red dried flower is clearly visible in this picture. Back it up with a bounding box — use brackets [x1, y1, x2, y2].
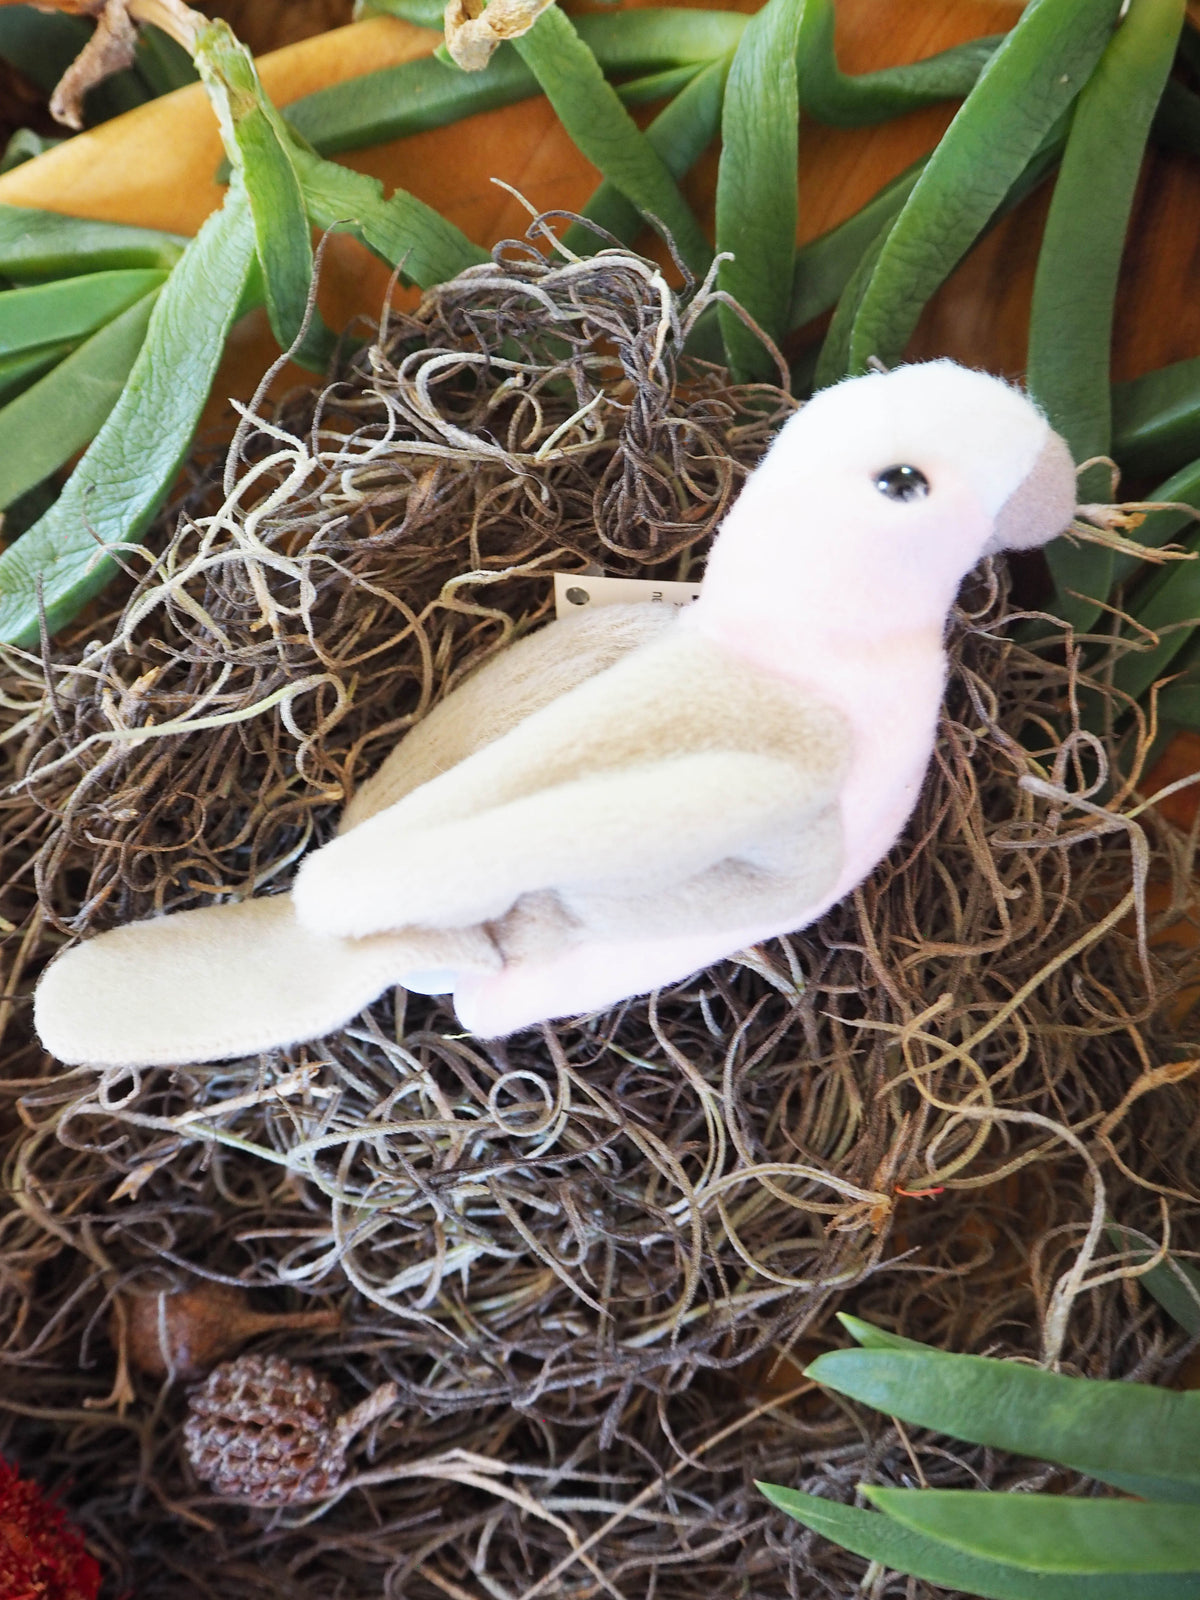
[0, 1458, 101, 1600]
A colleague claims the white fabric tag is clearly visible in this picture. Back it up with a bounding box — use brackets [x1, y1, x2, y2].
[553, 573, 703, 620]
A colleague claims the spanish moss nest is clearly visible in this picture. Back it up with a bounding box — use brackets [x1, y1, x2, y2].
[0, 226, 1198, 1600]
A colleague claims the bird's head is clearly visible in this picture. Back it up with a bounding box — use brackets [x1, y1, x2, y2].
[699, 361, 1078, 637]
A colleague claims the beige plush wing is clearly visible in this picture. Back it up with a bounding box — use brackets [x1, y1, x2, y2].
[344, 602, 677, 828]
[294, 629, 852, 943]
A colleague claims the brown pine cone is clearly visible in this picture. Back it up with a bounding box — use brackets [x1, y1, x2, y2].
[183, 1354, 347, 1506]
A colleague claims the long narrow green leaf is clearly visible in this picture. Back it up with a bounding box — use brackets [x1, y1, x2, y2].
[0, 292, 157, 513]
[1107, 457, 1200, 702]
[513, 6, 712, 280]
[563, 59, 727, 257]
[287, 48, 540, 156]
[0, 339, 73, 404]
[716, 0, 806, 380]
[0, 206, 186, 281]
[361, 0, 752, 63]
[291, 145, 487, 286]
[867, 1488, 1200, 1575]
[0, 182, 258, 646]
[814, 119, 1067, 387]
[1030, 0, 1184, 632]
[836, 1313, 928, 1351]
[0, 130, 61, 175]
[356, 0, 445, 24]
[0, 5, 89, 94]
[567, 9, 749, 71]
[837, 1310, 1198, 1500]
[1113, 356, 1200, 480]
[288, 12, 747, 155]
[845, 0, 1123, 373]
[758, 1485, 1200, 1600]
[790, 159, 924, 332]
[1108, 1226, 1200, 1335]
[195, 21, 334, 369]
[614, 64, 704, 107]
[0, 269, 165, 355]
[796, 0, 1001, 126]
[804, 1347, 1200, 1501]
[1113, 454, 1200, 585]
[1154, 679, 1200, 730]
[813, 221, 888, 390]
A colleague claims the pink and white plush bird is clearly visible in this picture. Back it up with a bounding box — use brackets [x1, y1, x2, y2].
[34, 361, 1077, 1065]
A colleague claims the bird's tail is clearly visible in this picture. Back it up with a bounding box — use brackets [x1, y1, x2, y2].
[34, 895, 500, 1068]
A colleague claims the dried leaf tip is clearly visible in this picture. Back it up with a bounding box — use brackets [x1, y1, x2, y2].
[29, 0, 205, 129]
[444, 0, 556, 71]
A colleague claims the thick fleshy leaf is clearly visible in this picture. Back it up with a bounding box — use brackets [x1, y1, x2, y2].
[796, 0, 1000, 125]
[845, 0, 1123, 372]
[513, 5, 713, 279]
[0, 181, 257, 646]
[0, 290, 158, 513]
[867, 1488, 1200, 1574]
[716, 0, 806, 379]
[0, 205, 185, 281]
[1113, 356, 1200, 480]
[195, 20, 334, 368]
[804, 1347, 1200, 1501]
[291, 145, 487, 286]
[758, 1484, 1200, 1600]
[1108, 1227, 1200, 1336]
[0, 268, 165, 355]
[1029, 0, 1185, 630]
[563, 58, 727, 256]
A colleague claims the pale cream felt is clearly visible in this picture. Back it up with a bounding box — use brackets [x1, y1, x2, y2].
[343, 602, 678, 829]
[292, 628, 850, 937]
[32, 895, 502, 1068]
[34, 605, 673, 1067]
[33, 360, 1080, 1062]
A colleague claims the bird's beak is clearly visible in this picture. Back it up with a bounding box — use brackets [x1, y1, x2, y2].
[985, 429, 1078, 554]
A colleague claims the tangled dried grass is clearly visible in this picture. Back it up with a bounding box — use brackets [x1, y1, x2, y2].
[0, 226, 1197, 1599]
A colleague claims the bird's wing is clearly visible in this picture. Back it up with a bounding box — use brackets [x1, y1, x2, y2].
[294, 746, 835, 941]
[343, 603, 677, 830]
[33, 895, 501, 1068]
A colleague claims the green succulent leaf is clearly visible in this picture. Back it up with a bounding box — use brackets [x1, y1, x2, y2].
[796, 0, 1000, 125]
[0, 268, 166, 355]
[513, 5, 714, 279]
[0, 206, 185, 281]
[563, 57, 727, 256]
[1108, 1226, 1200, 1336]
[804, 1346, 1200, 1501]
[1029, 0, 1185, 631]
[1113, 356, 1200, 481]
[716, 0, 806, 380]
[0, 289, 159, 514]
[845, 0, 1123, 373]
[0, 180, 258, 646]
[866, 1488, 1200, 1574]
[758, 1484, 1200, 1600]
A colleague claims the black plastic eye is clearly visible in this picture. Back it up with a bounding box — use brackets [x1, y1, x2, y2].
[875, 464, 930, 502]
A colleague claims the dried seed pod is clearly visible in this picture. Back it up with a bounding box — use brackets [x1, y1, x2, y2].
[116, 1282, 340, 1380]
[183, 1354, 397, 1507]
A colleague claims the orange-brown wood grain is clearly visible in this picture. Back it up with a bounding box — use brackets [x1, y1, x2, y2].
[3, 1, 1198, 396]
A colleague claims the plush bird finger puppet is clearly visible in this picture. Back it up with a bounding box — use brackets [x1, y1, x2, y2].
[35, 360, 1077, 1065]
